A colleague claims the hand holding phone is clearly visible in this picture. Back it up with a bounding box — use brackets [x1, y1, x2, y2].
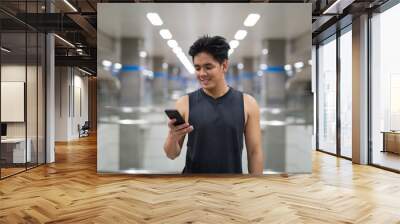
[164, 109, 185, 126]
[165, 109, 194, 141]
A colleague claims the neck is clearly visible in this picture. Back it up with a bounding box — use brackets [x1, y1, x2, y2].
[203, 82, 229, 99]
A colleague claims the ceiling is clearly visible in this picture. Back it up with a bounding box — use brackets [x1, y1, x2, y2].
[98, 3, 311, 64]
[1, 0, 387, 73]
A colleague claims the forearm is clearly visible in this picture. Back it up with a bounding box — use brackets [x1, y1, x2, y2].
[248, 149, 264, 175]
[164, 133, 181, 160]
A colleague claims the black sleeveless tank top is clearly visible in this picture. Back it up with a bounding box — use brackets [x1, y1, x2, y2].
[183, 87, 245, 174]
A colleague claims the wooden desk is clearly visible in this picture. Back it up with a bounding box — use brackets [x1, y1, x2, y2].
[382, 131, 400, 154]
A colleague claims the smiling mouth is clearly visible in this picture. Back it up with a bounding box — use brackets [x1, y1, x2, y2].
[200, 79, 210, 85]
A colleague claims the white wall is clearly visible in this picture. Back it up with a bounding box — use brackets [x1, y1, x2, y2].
[72, 74, 89, 138]
[1, 65, 26, 141]
[1, 66, 26, 130]
[1, 64, 46, 163]
[1, 65, 36, 138]
[55, 67, 89, 141]
[55, 66, 68, 141]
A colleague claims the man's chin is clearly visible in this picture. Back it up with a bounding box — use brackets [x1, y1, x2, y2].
[201, 84, 213, 89]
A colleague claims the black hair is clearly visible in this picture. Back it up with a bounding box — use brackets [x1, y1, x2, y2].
[188, 35, 230, 64]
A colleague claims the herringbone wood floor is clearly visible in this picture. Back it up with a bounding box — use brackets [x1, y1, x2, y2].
[1, 134, 400, 223]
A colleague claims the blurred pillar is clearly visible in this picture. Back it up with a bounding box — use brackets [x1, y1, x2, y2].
[263, 39, 287, 107]
[241, 57, 256, 94]
[152, 56, 166, 105]
[119, 38, 143, 106]
[119, 37, 144, 169]
[262, 38, 287, 172]
[228, 64, 239, 89]
[168, 65, 181, 93]
[167, 64, 175, 94]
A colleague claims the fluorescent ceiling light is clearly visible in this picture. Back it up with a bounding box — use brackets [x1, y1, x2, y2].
[1, 47, 11, 53]
[139, 51, 147, 58]
[263, 120, 287, 126]
[244, 13, 260, 27]
[102, 60, 112, 67]
[228, 49, 234, 56]
[54, 34, 75, 48]
[167, 40, 178, 48]
[229, 40, 239, 49]
[63, 0, 78, 12]
[271, 108, 282, 114]
[176, 52, 195, 74]
[259, 64, 268, 70]
[262, 48, 268, 55]
[323, 0, 343, 14]
[119, 119, 149, 125]
[78, 67, 92, 76]
[159, 29, 172, 39]
[173, 46, 182, 54]
[146, 13, 163, 26]
[113, 63, 122, 70]
[234, 30, 247, 40]
[284, 64, 292, 71]
[294, 61, 304, 69]
[142, 69, 154, 78]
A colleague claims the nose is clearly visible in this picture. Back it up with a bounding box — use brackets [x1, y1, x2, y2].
[197, 67, 207, 77]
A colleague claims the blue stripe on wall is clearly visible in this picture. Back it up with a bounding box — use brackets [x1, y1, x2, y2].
[168, 76, 180, 81]
[240, 72, 256, 80]
[264, 66, 286, 73]
[119, 65, 144, 72]
[153, 72, 166, 78]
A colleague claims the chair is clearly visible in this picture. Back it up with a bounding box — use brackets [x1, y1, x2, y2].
[79, 121, 90, 138]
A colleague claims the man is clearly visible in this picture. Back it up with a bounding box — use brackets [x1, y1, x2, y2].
[163, 35, 264, 174]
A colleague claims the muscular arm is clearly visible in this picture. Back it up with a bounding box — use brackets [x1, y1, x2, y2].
[244, 94, 264, 175]
[163, 96, 191, 160]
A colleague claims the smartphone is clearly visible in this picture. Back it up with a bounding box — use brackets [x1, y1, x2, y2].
[164, 109, 186, 126]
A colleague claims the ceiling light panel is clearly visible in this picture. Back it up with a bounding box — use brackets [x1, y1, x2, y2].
[1, 47, 11, 53]
[234, 30, 247, 40]
[159, 29, 172, 39]
[146, 13, 163, 26]
[54, 34, 75, 48]
[244, 14, 260, 27]
[229, 40, 239, 49]
[63, 0, 78, 12]
[167, 40, 178, 48]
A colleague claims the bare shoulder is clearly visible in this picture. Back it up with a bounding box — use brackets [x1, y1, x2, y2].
[243, 93, 259, 112]
[175, 95, 189, 122]
[243, 93, 260, 125]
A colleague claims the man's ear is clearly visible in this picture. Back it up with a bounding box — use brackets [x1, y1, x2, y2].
[222, 59, 229, 73]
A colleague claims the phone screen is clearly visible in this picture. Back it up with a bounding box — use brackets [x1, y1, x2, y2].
[164, 109, 185, 126]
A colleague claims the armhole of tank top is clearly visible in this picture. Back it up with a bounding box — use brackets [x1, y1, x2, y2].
[242, 93, 247, 129]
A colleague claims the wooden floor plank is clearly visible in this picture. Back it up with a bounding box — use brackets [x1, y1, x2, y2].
[0, 134, 399, 223]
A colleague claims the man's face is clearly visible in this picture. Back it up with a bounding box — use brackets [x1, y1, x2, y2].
[193, 52, 228, 90]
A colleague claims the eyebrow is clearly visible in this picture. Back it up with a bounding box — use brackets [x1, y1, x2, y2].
[194, 63, 214, 67]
